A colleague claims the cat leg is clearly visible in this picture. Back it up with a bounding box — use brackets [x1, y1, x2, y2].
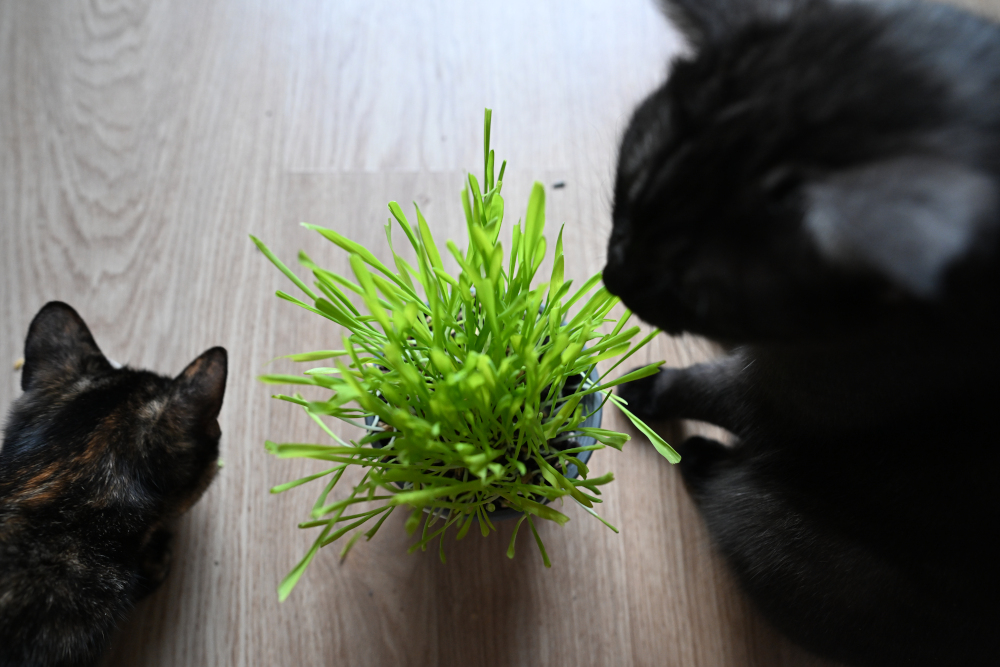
[692, 462, 998, 667]
[135, 526, 173, 599]
[675, 435, 733, 495]
[617, 352, 752, 434]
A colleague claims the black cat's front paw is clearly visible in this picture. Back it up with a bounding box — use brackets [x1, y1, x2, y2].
[616, 367, 681, 421]
[677, 436, 731, 495]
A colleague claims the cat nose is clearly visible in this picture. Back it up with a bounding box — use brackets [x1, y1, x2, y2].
[603, 252, 632, 297]
[604, 224, 633, 295]
[602, 262, 621, 295]
[607, 222, 631, 266]
[608, 240, 627, 268]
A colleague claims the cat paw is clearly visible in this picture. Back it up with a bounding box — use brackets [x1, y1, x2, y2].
[677, 436, 731, 494]
[616, 367, 679, 421]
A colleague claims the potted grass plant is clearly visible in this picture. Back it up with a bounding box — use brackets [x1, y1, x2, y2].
[253, 110, 679, 601]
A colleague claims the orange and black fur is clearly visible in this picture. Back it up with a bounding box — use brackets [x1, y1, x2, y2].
[0, 302, 227, 667]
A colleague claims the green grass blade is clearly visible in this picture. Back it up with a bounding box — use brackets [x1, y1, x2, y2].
[616, 401, 681, 464]
[507, 514, 528, 558]
[251, 235, 319, 300]
[527, 515, 551, 568]
[278, 525, 332, 602]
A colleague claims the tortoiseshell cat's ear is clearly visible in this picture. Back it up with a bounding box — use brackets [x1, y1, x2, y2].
[659, 0, 815, 47]
[21, 301, 112, 392]
[170, 347, 228, 430]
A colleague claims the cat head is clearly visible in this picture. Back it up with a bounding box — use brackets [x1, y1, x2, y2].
[604, 0, 1000, 341]
[2, 302, 227, 520]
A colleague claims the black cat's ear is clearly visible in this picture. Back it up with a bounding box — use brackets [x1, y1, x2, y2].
[170, 347, 228, 429]
[22, 302, 112, 391]
[660, 0, 812, 47]
[803, 157, 998, 297]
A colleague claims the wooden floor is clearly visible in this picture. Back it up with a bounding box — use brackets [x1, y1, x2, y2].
[1, 1, 995, 665]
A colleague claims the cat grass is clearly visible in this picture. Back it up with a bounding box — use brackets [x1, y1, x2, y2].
[253, 109, 679, 601]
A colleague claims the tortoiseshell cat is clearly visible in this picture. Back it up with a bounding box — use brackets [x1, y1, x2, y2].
[605, 1, 1000, 666]
[0, 302, 227, 667]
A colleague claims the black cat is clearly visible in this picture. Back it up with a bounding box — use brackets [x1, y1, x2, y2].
[0, 302, 227, 667]
[604, 1, 1000, 666]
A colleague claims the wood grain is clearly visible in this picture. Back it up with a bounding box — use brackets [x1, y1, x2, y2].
[4, 1, 985, 665]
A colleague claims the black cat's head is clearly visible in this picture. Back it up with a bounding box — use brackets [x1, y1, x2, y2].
[604, 0, 1000, 341]
[2, 302, 227, 522]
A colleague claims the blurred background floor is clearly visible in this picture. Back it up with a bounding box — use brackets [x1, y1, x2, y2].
[2, 1, 993, 665]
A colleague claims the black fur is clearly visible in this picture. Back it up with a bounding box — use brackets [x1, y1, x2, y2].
[606, 1, 1000, 665]
[0, 303, 227, 667]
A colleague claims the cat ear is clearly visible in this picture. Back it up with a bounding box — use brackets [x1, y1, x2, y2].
[660, 0, 811, 46]
[22, 302, 112, 391]
[170, 347, 228, 428]
[803, 157, 998, 297]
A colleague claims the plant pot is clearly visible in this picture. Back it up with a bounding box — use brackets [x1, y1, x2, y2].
[364, 366, 603, 521]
